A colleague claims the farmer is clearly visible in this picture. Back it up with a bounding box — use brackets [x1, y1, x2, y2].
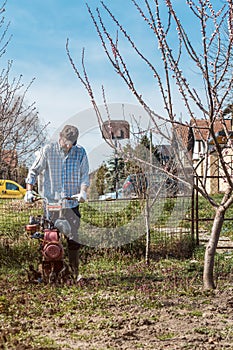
[24, 124, 90, 280]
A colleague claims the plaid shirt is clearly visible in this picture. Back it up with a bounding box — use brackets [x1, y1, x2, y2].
[26, 142, 90, 208]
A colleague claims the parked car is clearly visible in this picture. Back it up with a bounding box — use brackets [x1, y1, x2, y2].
[99, 189, 123, 200]
[0, 179, 27, 199]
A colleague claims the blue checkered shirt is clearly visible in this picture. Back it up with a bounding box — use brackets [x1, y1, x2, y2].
[26, 142, 90, 208]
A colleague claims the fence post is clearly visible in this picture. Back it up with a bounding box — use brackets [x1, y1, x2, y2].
[191, 185, 195, 244]
[195, 176, 199, 245]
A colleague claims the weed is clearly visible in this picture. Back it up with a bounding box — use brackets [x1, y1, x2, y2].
[194, 327, 213, 335]
[188, 310, 203, 317]
[156, 331, 176, 340]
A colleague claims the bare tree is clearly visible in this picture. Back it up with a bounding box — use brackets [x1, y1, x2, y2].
[0, 3, 47, 180]
[67, 0, 233, 289]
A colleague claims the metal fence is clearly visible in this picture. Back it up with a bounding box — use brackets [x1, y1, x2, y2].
[2, 175, 233, 256]
[193, 176, 233, 250]
[0, 191, 194, 257]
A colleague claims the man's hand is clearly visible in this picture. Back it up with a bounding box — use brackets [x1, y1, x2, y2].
[24, 190, 35, 203]
[72, 191, 87, 203]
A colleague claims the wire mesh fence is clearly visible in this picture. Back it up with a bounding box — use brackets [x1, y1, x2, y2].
[0, 193, 193, 257]
[0, 199, 43, 238]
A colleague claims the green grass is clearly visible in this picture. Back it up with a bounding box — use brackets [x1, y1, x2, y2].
[0, 199, 43, 237]
[0, 197, 192, 234]
[0, 197, 194, 265]
[197, 194, 233, 239]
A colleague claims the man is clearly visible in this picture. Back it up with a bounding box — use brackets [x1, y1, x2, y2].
[24, 124, 90, 280]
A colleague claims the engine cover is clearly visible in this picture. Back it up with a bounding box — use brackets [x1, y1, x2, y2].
[42, 229, 64, 261]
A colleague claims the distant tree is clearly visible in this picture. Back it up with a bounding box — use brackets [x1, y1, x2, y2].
[140, 134, 162, 164]
[95, 163, 108, 195]
[0, 4, 47, 180]
[105, 155, 126, 192]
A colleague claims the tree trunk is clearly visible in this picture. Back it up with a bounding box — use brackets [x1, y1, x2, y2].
[203, 207, 225, 289]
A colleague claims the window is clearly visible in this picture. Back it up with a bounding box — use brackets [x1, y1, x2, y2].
[6, 182, 19, 191]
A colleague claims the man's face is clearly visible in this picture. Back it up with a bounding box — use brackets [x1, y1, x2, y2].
[59, 138, 73, 153]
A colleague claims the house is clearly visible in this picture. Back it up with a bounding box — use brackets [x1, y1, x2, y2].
[101, 120, 130, 140]
[175, 113, 233, 194]
[190, 118, 232, 160]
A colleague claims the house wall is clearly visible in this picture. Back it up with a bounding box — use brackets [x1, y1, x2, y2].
[194, 147, 233, 195]
[193, 152, 219, 195]
[207, 153, 219, 194]
[218, 148, 233, 193]
[193, 140, 205, 160]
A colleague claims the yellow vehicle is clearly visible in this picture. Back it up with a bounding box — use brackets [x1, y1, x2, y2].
[0, 179, 26, 199]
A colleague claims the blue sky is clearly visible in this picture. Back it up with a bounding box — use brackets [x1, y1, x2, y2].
[3, 0, 226, 136]
[4, 0, 141, 131]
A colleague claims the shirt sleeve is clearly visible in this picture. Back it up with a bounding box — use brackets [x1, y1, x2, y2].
[25, 146, 48, 185]
[80, 149, 90, 188]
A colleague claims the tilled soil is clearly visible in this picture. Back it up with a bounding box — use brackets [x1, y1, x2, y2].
[54, 288, 233, 350]
[1, 281, 233, 350]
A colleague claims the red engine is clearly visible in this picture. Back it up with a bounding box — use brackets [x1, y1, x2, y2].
[25, 204, 70, 284]
[42, 229, 64, 261]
